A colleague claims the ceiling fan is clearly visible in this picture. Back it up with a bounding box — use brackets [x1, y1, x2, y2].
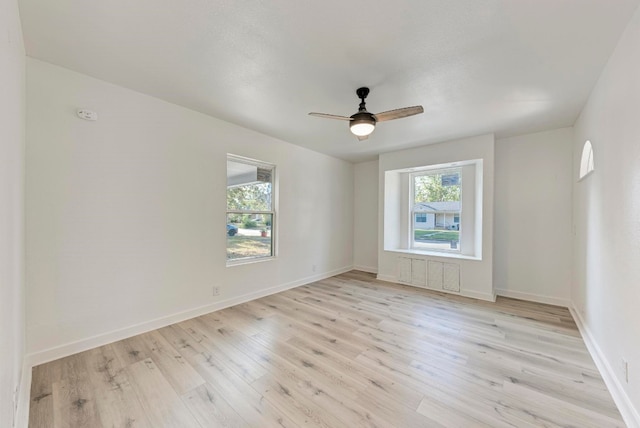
[309, 87, 424, 140]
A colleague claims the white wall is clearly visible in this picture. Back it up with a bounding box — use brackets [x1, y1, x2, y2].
[353, 160, 378, 273]
[25, 58, 354, 363]
[494, 128, 573, 306]
[377, 134, 495, 301]
[0, 0, 25, 425]
[572, 6, 640, 426]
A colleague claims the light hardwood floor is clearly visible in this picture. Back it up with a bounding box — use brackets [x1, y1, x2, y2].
[29, 271, 625, 427]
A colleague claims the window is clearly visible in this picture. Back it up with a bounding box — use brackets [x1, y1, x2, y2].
[579, 140, 594, 179]
[412, 168, 461, 252]
[226, 155, 275, 264]
[384, 158, 482, 259]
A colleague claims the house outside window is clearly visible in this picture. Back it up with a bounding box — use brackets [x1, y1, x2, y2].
[226, 155, 275, 264]
[412, 168, 461, 252]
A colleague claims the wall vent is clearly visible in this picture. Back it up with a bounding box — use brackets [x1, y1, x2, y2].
[443, 263, 461, 292]
[428, 261, 460, 292]
[398, 257, 460, 293]
[397, 257, 412, 284]
[428, 261, 443, 289]
[396, 257, 427, 287]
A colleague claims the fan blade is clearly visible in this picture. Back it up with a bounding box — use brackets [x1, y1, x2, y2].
[374, 106, 424, 122]
[308, 112, 351, 121]
[356, 135, 369, 141]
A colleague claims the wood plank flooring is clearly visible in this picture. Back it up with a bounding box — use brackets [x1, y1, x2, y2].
[28, 271, 625, 427]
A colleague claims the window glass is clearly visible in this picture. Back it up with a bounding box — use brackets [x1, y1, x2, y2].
[579, 140, 594, 179]
[226, 156, 275, 263]
[412, 168, 461, 252]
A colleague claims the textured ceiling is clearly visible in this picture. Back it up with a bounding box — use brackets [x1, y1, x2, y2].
[19, 0, 640, 162]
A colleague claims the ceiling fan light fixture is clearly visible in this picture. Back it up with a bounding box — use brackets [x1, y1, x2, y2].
[350, 113, 376, 137]
[309, 86, 423, 140]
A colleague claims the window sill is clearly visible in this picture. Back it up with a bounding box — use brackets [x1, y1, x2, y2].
[226, 256, 275, 267]
[384, 248, 482, 261]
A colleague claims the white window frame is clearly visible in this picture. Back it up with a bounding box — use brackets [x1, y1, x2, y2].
[226, 154, 276, 266]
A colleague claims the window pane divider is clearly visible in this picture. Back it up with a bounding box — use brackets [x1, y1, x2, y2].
[226, 210, 274, 215]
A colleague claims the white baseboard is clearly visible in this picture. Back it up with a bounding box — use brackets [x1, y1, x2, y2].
[570, 306, 640, 428]
[25, 265, 353, 369]
[353, 265, 378, 274]
[461, 289, 496, 302]
[495, 288, 570, 308]
[14, 359, 31, 428]
[375, 274, 397, 283]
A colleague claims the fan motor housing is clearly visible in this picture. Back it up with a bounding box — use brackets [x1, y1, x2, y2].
[350, 111, 376, 124]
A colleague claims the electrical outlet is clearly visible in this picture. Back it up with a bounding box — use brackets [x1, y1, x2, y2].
[622, 359, 629, 383]
[312, 264, 317, 272]
[212, 286, 220, 297]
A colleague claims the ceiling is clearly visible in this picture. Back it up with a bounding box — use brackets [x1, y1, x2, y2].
[19, 0, 639, 162]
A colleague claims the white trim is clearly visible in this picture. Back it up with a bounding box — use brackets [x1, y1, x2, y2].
[385, 248, 481, 261]
[226, 254, 275, 267]
[495, 289, 570, 308]
[25, 265, 353, 368]
[353, 265, 378, 274]
[227, 153, 275, 171]
[376, 274, 398, 283]
[460, 289, 496, 302]
[14, 359, 32, 428]
[570, 306, 640, 428]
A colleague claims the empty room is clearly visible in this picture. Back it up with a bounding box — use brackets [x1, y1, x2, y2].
[2, 0, 640, 427]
